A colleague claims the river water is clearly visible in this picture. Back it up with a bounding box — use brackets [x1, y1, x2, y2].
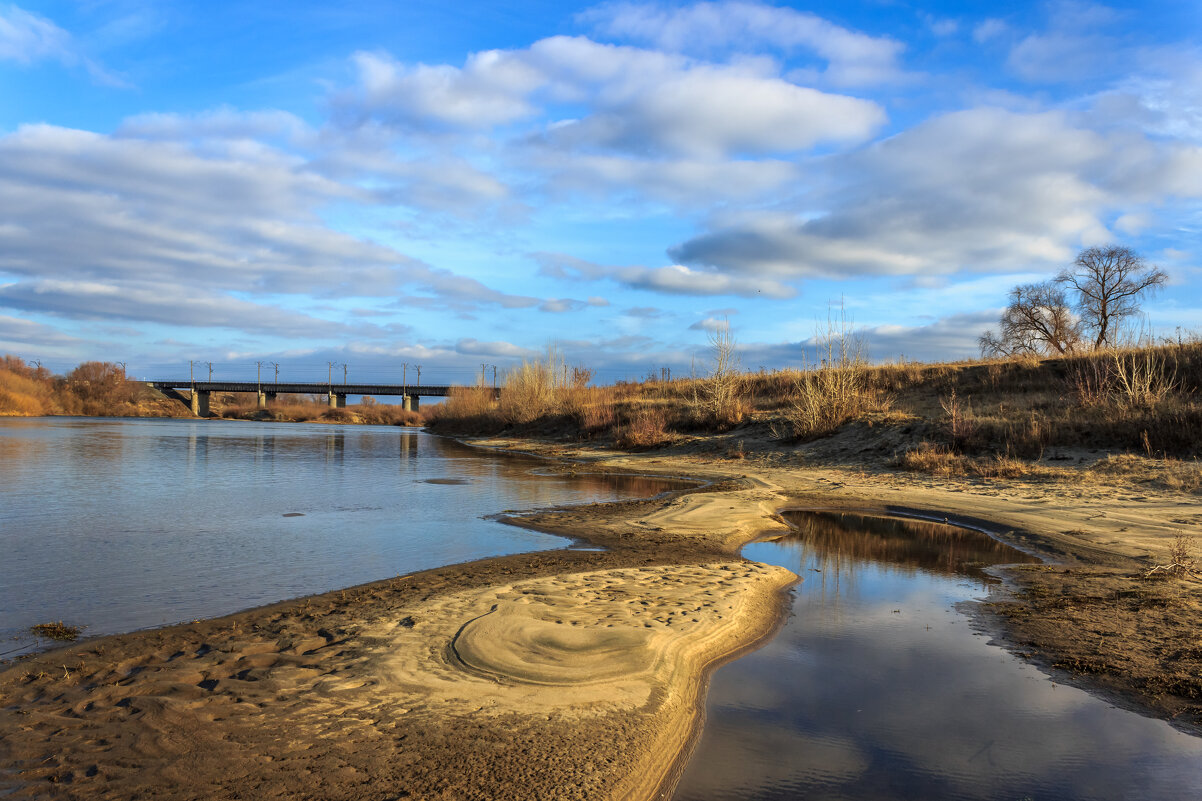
[673, 510, 1202, 801]
[0, 417, 684, 657]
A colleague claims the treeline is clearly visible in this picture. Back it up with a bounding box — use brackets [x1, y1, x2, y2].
[0, 357, 143, 417]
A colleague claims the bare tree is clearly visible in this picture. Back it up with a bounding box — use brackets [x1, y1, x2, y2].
[979, 281, 1079, 357]
[1057, 246, 1167, 349]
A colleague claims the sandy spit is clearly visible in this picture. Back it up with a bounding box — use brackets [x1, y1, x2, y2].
[0, 471, 797, 800]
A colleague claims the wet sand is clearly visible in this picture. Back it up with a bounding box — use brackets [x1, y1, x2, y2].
[2, 439, 1200, 799]
[0, 477, 796, 800]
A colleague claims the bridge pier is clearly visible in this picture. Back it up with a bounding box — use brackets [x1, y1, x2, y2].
[190, 389, 210, 417]
[257, 391, 268, 410]
[403, 395, 420, 412]
[328, 392, 346, 409]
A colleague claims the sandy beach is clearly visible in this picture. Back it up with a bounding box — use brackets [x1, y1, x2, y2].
[2, 437, 1200, 799]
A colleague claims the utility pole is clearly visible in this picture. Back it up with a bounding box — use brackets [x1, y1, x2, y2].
[327, 361, 336, 390]
[343, 364, 348, 385]
[204, 362, 213, 382]
[270, 362, 280, 383]
[256, 361, 263, 389]
[190, 360, 194, 388]
[402, 362, 408, 389]
[415, 365, 421, 385]
[481, 363, 487, 387]
[492, 365, 497, 388]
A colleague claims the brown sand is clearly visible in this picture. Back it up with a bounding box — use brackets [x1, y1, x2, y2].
[0, 479, 795, 800]
[3, 435, 1199, 800]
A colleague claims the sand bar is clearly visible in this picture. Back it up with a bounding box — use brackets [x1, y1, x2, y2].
[2, 437, 1200, 799]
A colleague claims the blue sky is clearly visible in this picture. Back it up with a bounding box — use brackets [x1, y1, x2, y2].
[1, 0, 1200, 384]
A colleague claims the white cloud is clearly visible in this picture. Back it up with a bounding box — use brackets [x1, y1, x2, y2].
[580, 1, 906, 86]
[542, 63, 885, 158]
[0, 4, 70, 64]
[454, 338, 540, 359]
[0, 4, 124, 85]
[0, 122, 561, 342]
[0, 279, 360, 338]
[688, 316, 731, 332]
[339, 35, 886, 159]
[616, 263, 794, 297]
[669, 108, 1202, 280]
[0, 313, 80, 347]
[535, 251, 794, 298]
[346, 49, 544, 129]
[973, 18, 1010, 44]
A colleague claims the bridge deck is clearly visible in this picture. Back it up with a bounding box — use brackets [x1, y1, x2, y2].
[146, 381, 484, 397]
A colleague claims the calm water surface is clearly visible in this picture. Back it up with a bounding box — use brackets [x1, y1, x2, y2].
[0, 417, 686, 657]
[674, 511, 1202, 801]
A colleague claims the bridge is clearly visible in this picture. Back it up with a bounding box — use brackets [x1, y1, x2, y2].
[146, 380, 496, 416]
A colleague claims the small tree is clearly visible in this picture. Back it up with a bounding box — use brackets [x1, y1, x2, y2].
[704, 320, 742, 419]
[1057, 246, 1167, 349]
[979, 281, 1079, 357]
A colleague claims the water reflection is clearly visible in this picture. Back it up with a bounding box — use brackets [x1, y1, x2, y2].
[0, 419, 690, 658]
[780, 510, 1040, 585]
[673, 512, 1202, 801]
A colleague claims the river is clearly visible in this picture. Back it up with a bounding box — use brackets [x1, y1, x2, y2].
[0, 417, 684, 658]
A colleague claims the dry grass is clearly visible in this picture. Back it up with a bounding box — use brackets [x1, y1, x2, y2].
[29, 621, 82, 641]
[614, 406, 673, 450]
[894, 441, 1067, 481]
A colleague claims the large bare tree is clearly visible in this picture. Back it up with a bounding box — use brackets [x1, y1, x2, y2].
[979, 280, 1080, 357]
[1057, 246, 1167, 349]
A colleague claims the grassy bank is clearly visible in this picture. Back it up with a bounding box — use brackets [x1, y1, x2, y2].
[430, 342, 1202, 489]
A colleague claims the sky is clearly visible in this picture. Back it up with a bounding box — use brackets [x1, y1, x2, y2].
[1, 0, 1200, 384]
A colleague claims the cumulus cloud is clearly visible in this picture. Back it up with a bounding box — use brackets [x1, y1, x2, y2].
[669, 107, 1202, 280]
[0, 121, 572, 347]
[339, 35, 885, 159]
[580, 1, 906, 86]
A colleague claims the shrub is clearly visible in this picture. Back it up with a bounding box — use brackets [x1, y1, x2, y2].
[614, 406, 671, 450]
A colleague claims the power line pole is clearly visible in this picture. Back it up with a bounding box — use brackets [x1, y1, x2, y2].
[270, 362, 279, 383]
[492, 365, 497, 388]
[256, 361, 263, 389]
[343, 363, 348, 385]
[204, 362, 213, 382]
[481, 363, 487, 386]
[327, 361, 336, 390]
[189, 360, 194, 388]
[415, 365, 421, 386]
[402, 362, 408, 389]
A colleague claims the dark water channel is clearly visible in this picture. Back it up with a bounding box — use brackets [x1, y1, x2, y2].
[0, 418, 687, 658]
[674, 510, 1202, 801]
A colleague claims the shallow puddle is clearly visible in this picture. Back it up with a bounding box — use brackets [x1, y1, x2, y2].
[673, 510, 1202, 801]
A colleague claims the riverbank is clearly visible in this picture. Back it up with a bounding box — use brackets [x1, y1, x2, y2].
[2, 436, 1199, 800]
[0, 469, 797, 800]
[491, 434, 1202, 735]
